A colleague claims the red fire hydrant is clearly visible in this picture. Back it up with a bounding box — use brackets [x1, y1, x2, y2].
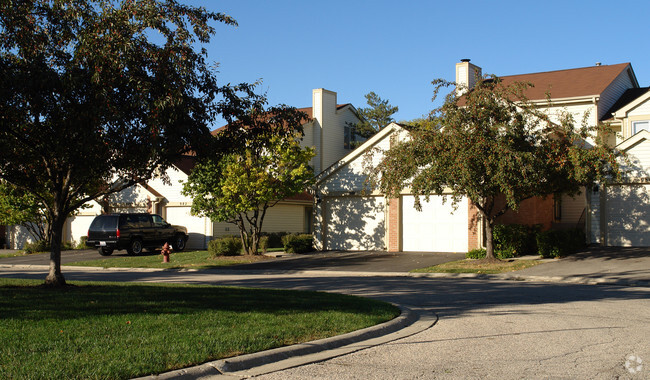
[161, 242, 172, 263]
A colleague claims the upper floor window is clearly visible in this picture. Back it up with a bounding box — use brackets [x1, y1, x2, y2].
[632, 120, 649, 135]
[344, 125, 356, 150]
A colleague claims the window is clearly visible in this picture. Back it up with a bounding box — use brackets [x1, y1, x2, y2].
[632, 120, 649, 135]
[344, 125, 356, 150]
[151, 215, 166, 227]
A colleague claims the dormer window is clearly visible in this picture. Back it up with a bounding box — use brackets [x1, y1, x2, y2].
[633, 120, 649, 134]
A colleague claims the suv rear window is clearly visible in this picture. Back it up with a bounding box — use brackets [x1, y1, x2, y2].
[89, 215, 118, 231]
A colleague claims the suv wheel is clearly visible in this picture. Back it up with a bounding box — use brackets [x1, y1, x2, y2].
[98, 247, 114, 256]
[172, 234, 186, 251]
[127, 239, 143, 255]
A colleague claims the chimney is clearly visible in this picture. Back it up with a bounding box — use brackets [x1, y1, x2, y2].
[312, 88, 337, 173]
[455, 59, 482, 96]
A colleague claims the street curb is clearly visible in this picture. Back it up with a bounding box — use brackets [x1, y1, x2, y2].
[135, 306, 430, 379]
[2, 264, 648, 287]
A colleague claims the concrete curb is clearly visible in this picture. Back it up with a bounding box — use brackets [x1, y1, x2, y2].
[134, 306, 433, 379]
[2, 264, 647, 287]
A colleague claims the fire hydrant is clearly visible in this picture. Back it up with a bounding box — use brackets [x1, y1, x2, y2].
[161, 242, 172, 263]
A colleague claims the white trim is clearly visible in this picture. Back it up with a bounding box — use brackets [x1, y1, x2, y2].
[613, 91, 650, 118]
[616, 129, 650, 152]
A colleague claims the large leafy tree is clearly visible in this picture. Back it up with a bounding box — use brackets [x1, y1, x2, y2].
[183, 106, 315, 255]
[0, 0, 238, 286]
[369, 76, 622, 260]
[352, 91, 399, 139]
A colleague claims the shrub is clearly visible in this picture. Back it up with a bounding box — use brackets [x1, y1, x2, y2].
[259, 236, 269, 253]
[208, 236, 243, 257]
[466, 248, 486, 259]
[536, 229, 585, 258]
[264, 232, 288, 249]
[76, 236, 88, 250]
[283, 234, 313, 254]
[22, 240, 49, 254]
[493, 224, 541, 257]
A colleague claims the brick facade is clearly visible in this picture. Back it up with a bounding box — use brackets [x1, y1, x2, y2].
[387, 197, 400, 252]
[495, 196, 554, 230]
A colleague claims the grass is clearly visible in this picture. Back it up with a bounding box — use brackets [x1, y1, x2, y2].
[65, 250, 275, 269]
[0, 278, 399, 379]
[411, 258, 544, 274]
[0, 251, 26, 259]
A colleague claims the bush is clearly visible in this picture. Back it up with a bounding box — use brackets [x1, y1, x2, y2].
[493, 224, 541, 257]
[283, 234, 313, 254]
[208, 236, 243, 257]
[536, 229, 585, 258]
[23, 240, 49, 254]
[23, 239, 80, 253]
[465, 247, 514, 260]
[259, 236, 269, 253]
[466, 248, 486, 259]
[76, 236, 88, 250]
[263, 232, 288, 248]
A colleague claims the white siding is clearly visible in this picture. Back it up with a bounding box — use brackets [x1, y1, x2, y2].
[560, 192, 586, 226]
[6, 225, 36, 249]
[319, 134, 391, 193]
[146, 166, 193, 204]
[619, 138, 650, 180]
[627, 102, 650, 117]
[212, 204, 308, 238]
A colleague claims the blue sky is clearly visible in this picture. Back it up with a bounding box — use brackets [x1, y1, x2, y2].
[189, 0, 650, 126]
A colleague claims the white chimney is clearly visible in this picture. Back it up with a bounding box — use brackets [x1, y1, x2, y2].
[455, 59, 482, 96]
[312, 88, 337, 173]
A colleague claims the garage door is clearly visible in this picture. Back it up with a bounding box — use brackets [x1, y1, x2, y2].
[164, 206, 208, 250]
[402, 195, 468, 252]
[607, 184, 650, 246]
[325, 196, 385, 250]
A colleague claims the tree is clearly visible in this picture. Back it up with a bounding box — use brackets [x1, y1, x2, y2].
[0, 182, 47, 244]
[0, 0, 238, 286]
[369, 76, 622, 260]
[183, 108, 315, 255]
[352, 91, 399, 139]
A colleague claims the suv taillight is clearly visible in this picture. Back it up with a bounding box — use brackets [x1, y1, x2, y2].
[116, 228, 120, 238]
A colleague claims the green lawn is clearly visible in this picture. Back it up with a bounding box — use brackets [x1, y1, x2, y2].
[65, 250, 275, 269]
[0, 278, 399, 379]
[411, 258, 544, 274]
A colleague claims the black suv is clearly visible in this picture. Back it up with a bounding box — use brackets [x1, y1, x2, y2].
[86, 213, 188, 256]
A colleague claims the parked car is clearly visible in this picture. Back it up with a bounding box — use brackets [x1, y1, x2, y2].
[86, 213, 188, 256]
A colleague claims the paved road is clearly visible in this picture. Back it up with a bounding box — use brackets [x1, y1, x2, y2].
[1, 258, 648, 379]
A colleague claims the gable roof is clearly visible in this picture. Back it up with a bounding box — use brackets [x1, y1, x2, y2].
[315, 122, 404, 185]
[497, 63, 634, 101]
[605, 87, 650, 120]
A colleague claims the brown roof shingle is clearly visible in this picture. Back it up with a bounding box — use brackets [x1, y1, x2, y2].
[496, 63, 632, 101]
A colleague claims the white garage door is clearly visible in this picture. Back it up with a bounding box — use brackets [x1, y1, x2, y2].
[402, 195, 468, 252]
[325, 196, 385, 250]
[607, 184, 650, 246]
[165, 206, 208, 250]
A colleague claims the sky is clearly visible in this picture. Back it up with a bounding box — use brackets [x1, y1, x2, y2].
[186, 0, 650, 127]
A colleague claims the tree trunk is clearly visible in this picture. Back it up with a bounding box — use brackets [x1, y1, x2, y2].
[44, 212, 66, 287]
[484, 220, 498, 261]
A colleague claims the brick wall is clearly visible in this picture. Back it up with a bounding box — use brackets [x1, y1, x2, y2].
[387, 197, 400, 252]
[495, 195, 554, 229]
[467, 200, 481, 250]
